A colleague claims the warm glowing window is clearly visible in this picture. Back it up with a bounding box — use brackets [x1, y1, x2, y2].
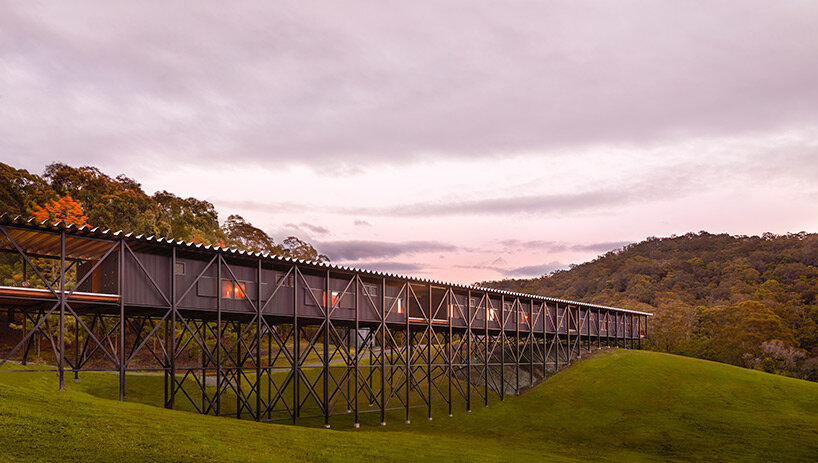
[322, 290, 340, 307]
[397, 299, 404, 314]
[487, 308, 497, 321]
[448, 303, 455, 318]
[221, 280, 246, 299]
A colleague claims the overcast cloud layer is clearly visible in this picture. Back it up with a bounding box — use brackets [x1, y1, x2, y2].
[2, 2, 818, 283]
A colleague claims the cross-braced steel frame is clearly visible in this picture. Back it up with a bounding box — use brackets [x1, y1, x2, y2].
[0, 219, 651, 427]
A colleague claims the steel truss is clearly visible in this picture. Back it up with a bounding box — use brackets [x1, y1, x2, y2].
[0, 222, 650, 427]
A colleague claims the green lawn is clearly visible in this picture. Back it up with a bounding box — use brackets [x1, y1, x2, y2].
[1, 350, 817, 462]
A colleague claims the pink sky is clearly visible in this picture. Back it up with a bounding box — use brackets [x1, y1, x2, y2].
[3, 2, 818, 284]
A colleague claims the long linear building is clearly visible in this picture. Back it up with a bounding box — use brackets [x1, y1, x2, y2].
[0, 214, 651, 427]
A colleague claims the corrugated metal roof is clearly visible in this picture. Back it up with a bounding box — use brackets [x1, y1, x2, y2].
[0, 213, 653, 316]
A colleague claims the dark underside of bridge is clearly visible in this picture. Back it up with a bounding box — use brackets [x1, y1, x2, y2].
[0, 215, 650, 427]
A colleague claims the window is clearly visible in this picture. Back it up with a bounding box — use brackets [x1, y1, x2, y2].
[322, 290, 340, 307]
[448, 303, 455, 318]
[221, 280, 246, 299]
[175, 262, 185, 275]
[487, 308, 497, 321]
[397, 298, 404, 314]
[364, 284, 378, 298]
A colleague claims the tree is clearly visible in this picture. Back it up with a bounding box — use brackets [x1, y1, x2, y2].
[153, 191, 225, 244]
[0, 162, 54, 216]
[222, 214, 278, 255]
[31, 195, 89, 227]
[279, 236, 329, 262]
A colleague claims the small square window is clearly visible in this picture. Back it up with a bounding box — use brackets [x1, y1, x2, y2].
[175, 262, 185, 275]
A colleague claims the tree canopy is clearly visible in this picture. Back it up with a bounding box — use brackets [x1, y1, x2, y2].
[0, 162, 327, 262]
[482, 231, 818, 381]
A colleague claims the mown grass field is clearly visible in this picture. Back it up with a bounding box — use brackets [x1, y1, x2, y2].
[1, 350, 817, 462]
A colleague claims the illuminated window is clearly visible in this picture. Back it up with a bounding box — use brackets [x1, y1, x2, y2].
[487, 308, 497, 321]
[322, 290, 340, 307]
[448, 303, 455, 318]
[397, 298, 404, 314]
[221, 280, 246, 299]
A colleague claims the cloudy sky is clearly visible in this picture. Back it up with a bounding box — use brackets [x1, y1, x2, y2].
[3, 1, 818, 284]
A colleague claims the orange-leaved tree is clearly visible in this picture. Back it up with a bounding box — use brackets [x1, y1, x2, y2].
[31, 195, 89, 227]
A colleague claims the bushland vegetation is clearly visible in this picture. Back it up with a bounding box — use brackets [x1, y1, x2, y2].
[483, 232, 818, 381]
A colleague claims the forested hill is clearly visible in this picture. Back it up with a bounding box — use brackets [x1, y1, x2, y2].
[0, 162, 327, 261]
[481, 232, 818, 381]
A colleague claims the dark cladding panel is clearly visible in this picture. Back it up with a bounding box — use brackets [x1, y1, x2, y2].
[533, 302, 544, 332]
[176, 257, 217, 310]
[76, 251, 119, 294]
[123, 251, 171, 307]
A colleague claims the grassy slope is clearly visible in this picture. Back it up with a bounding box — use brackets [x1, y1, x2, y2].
[1, 350, 817, 462]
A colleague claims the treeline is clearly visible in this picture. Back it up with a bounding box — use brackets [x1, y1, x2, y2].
[481, 232, 818, 381]
[0, 162, 327, 261]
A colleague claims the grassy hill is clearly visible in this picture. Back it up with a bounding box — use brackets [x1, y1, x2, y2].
[2, 350, 817, 462]
[482, 232, 818, 380]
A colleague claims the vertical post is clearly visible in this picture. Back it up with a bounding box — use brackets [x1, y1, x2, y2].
[529, 299, 533, 388]
[323, 270, 331, 428]
[466, 290, 471, 412]
[405, 284, 411, 424]
[380, 277, 386, 426]
[566, 306, 571, 362]
[74, 316, 79, 382]
[267, 322, 272, 420]
[555, 304, 560, 373]
[427, 284, 432, 420]
[499, 295, 504, 401]
[597, 308, 601, 349]
[59, 231, 66, 392]
[216, 255, 222, 416]
[118, 239, 124, 400]
[484, 293, 488, 407]
[354, 276, 360, 428]
[170, 248, 178, 409]
[236, 321, 242, 419]
[292, 265, 299, 425]
[541, 302, 546, 381]
[256, 259, 262, 421]
[515, 298, 520, 395]
[447, 290, 452, 417]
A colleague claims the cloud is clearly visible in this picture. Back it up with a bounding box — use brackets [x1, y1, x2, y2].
[340, 261, 426, 274]
[284, 222, 330, 236]
[461, 260, 567, 279]
[318, 240, 458, 261]
[354, 220, 371, 227]
[3, 1, 818, 171]
[499, 239, 631, 254]
[506, 262, 567, 278]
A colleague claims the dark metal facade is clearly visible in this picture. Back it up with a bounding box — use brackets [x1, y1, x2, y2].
[0, 217, 650, 427]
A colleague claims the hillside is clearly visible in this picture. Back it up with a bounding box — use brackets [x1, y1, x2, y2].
[0, 161, 326, 261]
[1, 350, 817, 462]
[482, 232, 818, 380]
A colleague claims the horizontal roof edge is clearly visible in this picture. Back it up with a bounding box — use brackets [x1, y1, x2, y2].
[0, 213, 653, 316]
